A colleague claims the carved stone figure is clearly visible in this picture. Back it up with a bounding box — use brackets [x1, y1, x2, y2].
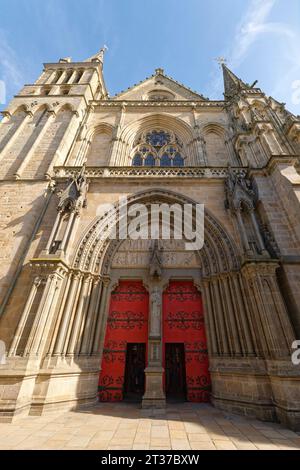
[150, 287, 162, 337]
[149, 240, 162, 279]
[57, 169, 89, 214]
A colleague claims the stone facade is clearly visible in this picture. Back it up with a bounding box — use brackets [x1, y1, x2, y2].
[0, 49, 300, 429]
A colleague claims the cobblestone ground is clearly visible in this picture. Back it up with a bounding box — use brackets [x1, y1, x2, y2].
[0, 403, 300, 450]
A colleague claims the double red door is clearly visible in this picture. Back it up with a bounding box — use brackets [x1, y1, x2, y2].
[99, 280, 211, 402]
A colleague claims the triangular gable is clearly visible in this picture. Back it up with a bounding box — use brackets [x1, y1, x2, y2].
[111, 69, 207, 101]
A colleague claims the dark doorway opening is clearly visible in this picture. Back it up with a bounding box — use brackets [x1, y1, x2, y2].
[165, 343, 187, 402]
[123, 343, 146, 402]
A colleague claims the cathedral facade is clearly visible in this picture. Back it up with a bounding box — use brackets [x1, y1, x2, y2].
[0, 49, 300, 430]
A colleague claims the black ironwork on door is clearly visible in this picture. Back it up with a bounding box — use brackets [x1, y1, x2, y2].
[123, 343, 146, 402]
[165, 343, 187, 401]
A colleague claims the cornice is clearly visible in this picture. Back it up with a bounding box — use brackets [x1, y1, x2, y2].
[89, 100, 225, 109]
[53, 165, 248, 180]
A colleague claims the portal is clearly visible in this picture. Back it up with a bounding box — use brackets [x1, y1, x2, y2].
[98, 280, 149, 402]
[163, 280, 211, 402]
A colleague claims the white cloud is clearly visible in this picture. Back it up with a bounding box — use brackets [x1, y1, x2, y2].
[0, 30, 23, 104]
[205, 0, 277, 98]
[230, 0, 277, 67]
[206, 0, 300, 114]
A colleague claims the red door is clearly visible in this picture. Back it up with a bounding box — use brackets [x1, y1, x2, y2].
[98, 280, 149, 402]
[163, 280, 211, 402]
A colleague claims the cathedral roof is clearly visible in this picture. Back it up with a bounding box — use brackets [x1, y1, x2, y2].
[111, 68, 208, 101]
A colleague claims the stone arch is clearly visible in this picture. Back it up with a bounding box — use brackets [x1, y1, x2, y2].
[21, 104, 74, 179]
[0, 104, 50, 179]
[72, 188, 240, 278]
[112, 113, 198, 166]
[202, 123, 229, 166]
[55, 102, 76, 115]
[85, 123, 113, 166]
[0, 106, 28, 152]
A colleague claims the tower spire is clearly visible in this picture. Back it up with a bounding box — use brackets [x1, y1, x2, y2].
[222, 64, 250, 98]
[84, 45, 108, 65]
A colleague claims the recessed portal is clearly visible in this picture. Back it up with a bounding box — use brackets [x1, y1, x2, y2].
[123, 343, 146, 402]
[98, 280, 149, 402]
[163, 280, 211, 402]
[165, 343, 187, 402]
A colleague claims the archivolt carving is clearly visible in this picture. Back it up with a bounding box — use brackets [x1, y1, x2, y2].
[72, 189, 240, 278]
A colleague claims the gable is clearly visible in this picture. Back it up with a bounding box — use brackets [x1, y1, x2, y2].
[112, 70, 207, 101]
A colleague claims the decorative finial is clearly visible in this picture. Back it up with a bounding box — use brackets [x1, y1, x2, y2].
[94, 45, 108, 63]
[85, 45, 108, 64]
[216, 57, 227, 67]
[155, 68, 164, 76]
[59, 57, 72, 63]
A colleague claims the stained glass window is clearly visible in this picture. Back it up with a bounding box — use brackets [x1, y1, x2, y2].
[132, 154, 143, 166]
[173, 153, 184, 167]
[131, 130, 185, 167]
[160, 154, 172, 167]
[144, 153, 156, 166]
[146, 130, 171, 148]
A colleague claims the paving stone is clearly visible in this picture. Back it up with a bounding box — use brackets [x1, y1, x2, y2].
[0, 403, 298, 450]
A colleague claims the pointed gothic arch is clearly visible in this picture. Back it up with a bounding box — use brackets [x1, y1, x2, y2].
[72, 188, 240, 278]
[111, 114, 198, 166]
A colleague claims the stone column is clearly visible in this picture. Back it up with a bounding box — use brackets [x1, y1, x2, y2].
[236, 209, 252, 257]
[53, 273, 82, 355]
[242, 261, 295, 359]
[67, 275, 93, 355]
[80, 277, 102, 355]
[219, 274, 242, 356]
[24, 273, 61, 356]
[230, 274, 255, 356]
[45, 211, 62, 253]
[56, 70, 68, 84]
[59, 211, 76, 253]
[201, 279, 219, 356]
[8, 277, 41, 356]
[0, 111, 33, 157]
[210, 278, 230, 356]
[47, 274, 72, 355]
[14, 110, 56, 179]
[45, 110, 80, 175]
[249, 210, 269, 256]
[142, 283, 166, 409]
[92, 278, 110, 356]
[109, 104, 126, 166]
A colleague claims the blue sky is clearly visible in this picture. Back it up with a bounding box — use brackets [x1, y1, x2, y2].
[0, 0, 299, 113]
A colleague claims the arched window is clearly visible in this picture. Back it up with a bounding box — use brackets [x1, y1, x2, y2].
[144, 153, 155, 166]
[173, 153, 184, 167]
[132, 154, 143, 166]
[160, 154, 172, 167]
[131, 129, 185, 167]
[146, 130, 171, 148]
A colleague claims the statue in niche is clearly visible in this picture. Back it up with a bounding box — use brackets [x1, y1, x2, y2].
[224, 165, 257, 211]
[57, 167, 89, 214]
[150, 286, 162, 337]
[149, 240, 163, 279]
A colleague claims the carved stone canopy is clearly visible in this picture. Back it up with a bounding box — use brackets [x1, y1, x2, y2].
[225, 166, 258, 212]
[57, 170, 89, 214]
